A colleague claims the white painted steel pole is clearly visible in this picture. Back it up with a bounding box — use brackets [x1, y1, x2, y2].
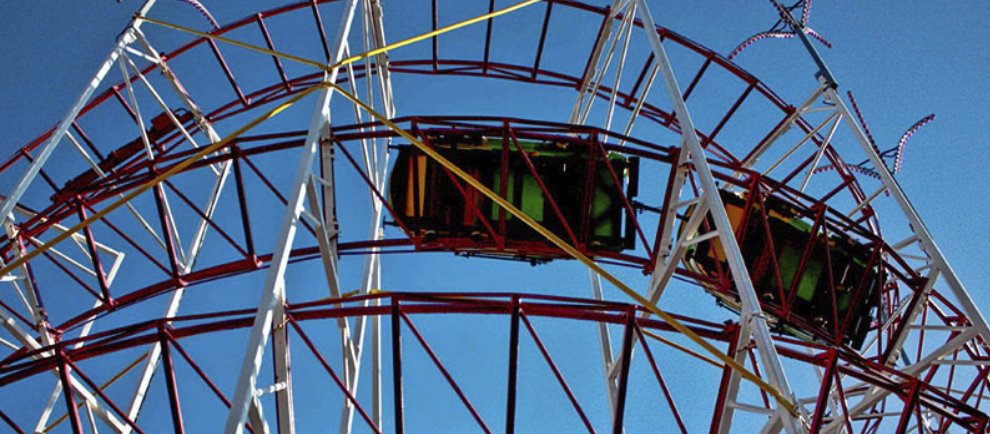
[633, 1, 802, 432]
[0, 0, 158, 230]
[221, 0, 361, 432]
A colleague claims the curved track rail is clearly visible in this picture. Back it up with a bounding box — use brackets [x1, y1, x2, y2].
[0, 1, 986, 433]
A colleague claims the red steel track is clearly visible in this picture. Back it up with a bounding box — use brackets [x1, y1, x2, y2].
[0, 1, 986, 432]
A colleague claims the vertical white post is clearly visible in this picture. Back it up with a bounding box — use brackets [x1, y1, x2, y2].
[568, 0, 627, 125]
[272, 297, 295, 434]
[337, 0, 395, 430]
[589, 271, 620, 416]
[222, 1, 361, 432]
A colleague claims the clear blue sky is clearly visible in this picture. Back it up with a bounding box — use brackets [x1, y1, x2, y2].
[0, 1, 988, 432]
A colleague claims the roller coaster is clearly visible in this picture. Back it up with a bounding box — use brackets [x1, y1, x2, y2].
[0, 1, 986, 433]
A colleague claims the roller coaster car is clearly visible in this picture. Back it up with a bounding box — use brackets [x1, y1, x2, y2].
[54, 109, 194, 200]
[387, 134, 639, 261]
[680, 189, 883, 349]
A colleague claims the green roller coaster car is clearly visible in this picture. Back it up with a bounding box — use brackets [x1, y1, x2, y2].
[680, 189, 882, 349]
[388, 134, 638, 260]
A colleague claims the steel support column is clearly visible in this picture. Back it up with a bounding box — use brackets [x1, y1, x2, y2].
[505, 297, 521, 434]
[633, 1, 803, 432]
[221, 1, 361, 431]
[590, 270, 620, 416]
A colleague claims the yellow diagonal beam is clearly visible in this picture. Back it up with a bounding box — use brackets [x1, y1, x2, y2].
[138, 0, 542, 74]
[640, 329, 724, 369]
[324, 81, 799, 416]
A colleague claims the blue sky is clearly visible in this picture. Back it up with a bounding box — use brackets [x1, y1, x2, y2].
[0, 1, 988, 432]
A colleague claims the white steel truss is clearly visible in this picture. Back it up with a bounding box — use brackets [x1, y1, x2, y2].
[732, 4, 990, 433]
[221, 0, 361, 432]
[1, 2, 987, 433]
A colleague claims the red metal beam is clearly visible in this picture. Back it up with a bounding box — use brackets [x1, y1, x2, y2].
[505, 296, 521, 434]
[158, 328, 186, 434]
[635, 324, 688, 433]
[520, 312, 597, 433]
[401, 311, 492, 433]
[611, 308, 636, 434]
